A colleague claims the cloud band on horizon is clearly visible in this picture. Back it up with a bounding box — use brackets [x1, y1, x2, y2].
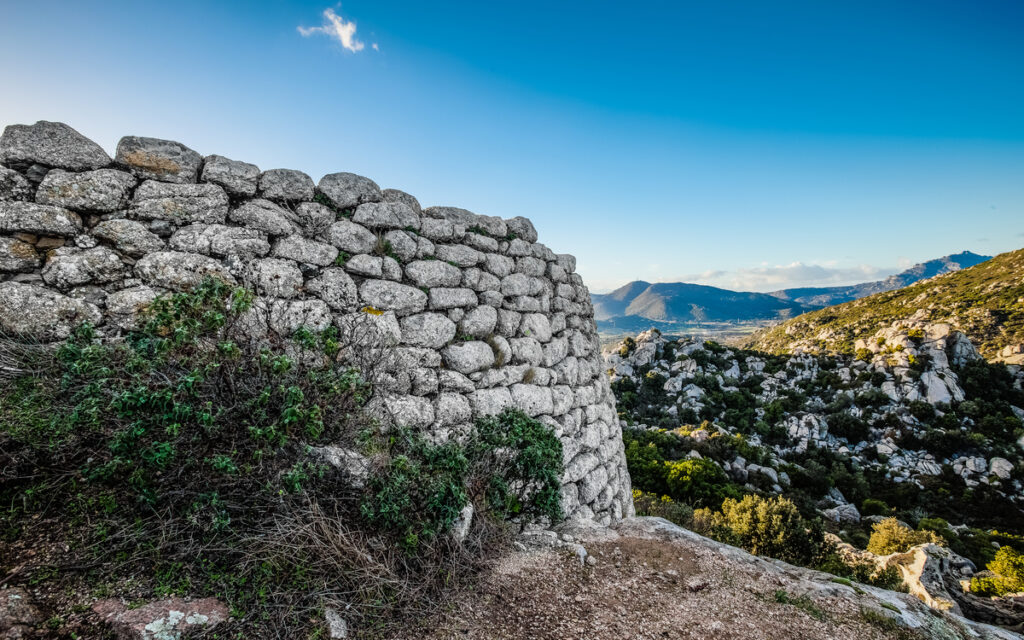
[673, 262, 893, 292]
[587, 261, 897, 294]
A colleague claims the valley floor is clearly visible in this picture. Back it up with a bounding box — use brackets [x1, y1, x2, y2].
[597, 320, 769, 348]
[391, 518, 1018, 640]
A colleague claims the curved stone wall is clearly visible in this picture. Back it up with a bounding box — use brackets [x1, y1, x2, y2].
[0, 120, 633, 523]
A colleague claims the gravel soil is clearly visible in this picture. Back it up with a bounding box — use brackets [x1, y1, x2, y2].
[391, 535, 900, 640]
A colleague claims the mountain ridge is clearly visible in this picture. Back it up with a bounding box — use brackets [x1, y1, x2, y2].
[593, 281, 811, 323]
[744, 247, 1024, 360]
[768, 251, 991, 307]
[593, 251, 992, 334]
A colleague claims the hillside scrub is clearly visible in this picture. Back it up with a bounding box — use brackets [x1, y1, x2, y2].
[866, 518, 944, 555]
[630, 477, 906, 591]
[665, 457, 736, 508]
[693, 494, 829, 566]
[611, 328, 1024, 580]
[623, 428, 745, 505]
[0, 279, 565, 637]
[621, 418, 1021, 582]
[623, 435, 892, 588]
[631, 489, 694, 524]
[970, 546, 1024, 597]
[745, 247, 1024, 360]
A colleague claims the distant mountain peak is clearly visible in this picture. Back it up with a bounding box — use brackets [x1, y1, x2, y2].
[745, 246, 1024, 360]
[607, 280, 652, 301]
[896, 251, 989, 279]
[592, 250, 993, 333]
[592, 280, 810, 324]
[769, 251, 991, 308]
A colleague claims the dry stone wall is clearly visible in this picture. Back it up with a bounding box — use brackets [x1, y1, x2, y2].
[0, 120, 633, 524]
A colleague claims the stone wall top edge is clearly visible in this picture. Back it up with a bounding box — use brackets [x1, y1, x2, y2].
[0, 120, 549, 248]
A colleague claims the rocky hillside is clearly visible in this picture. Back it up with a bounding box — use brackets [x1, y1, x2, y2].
[604, 326, 1024, 629]
[746, 248, 1024, 362]
[769, 251, 991, 308]
[607, 328, 1024, 524]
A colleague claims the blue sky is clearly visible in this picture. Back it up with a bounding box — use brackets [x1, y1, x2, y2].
[2, 0, 1022, 292]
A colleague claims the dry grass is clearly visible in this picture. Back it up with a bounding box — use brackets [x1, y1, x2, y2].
[0, 330, 55, 380]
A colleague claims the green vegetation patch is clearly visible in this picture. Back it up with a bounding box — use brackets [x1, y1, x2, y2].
[0, 278, 564, 637]
[867, 518, 944, 555]
[970, 545, 1024, 597]
[772, 590, 827, 621]
[361, 409, 564, 551]
[695, 494, 830, 567]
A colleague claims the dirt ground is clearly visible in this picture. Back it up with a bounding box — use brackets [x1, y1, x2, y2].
[391, 536, 902, 640]
[9, 515, 988, 639]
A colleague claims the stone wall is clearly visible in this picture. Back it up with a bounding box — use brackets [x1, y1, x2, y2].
[0, 120, 633, 523]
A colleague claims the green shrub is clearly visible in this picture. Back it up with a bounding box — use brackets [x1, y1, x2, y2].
[970, 546, 1024, 596]
[957, 360, 1024, 409]
[360, 429, 470, 550]
[361, 409, 564, 551]
[786, 458, 832, 498]
[828, 413, 870, 443]
[7, 279, 369, 505]
[699, 494, 829, 566]
[866, 565, 906, 592]
[665, 457, 734, 508]
[855, 388, 890, 409]
[907, 400, 936, 423]
[0, 280, 564, 636]
[861, 498, 890, 517]
[611, 367, 675, 425]
[618, 336, 636, 358]
[817, 553, 906, 592]
[469, 408, 564, 523]
[1, 279, 386, 633]
[631, 489, 693, 525]
[704, 340, 727, 354]
[624, 437, 671, 496]
[867, 518, 944, 555]
[917, 517, 957, 544]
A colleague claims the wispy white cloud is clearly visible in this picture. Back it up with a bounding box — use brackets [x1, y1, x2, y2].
[669, 262, 893, 292]
[298, 7, 369, 53]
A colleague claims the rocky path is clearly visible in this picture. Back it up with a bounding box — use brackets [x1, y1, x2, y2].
[391, 518, 1020, 640]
